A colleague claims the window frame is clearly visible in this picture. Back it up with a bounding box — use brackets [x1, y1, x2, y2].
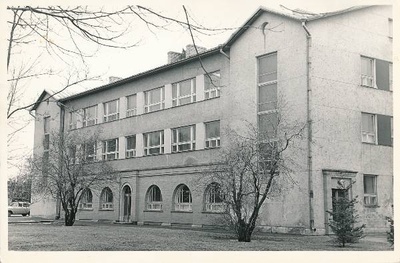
[144, 130, 164, 156]
[389, 63, 393, 91]
[361, 113, 377, 144]
[363, 175, 378, 207]
[172, 78, 196, 107]
[103, 99, 120, 122]
[205, 121, 221, 149]
[83, 105, 98, 127]
[126, 135, 136, 158]
[126, 94, 137, 117]
[174, 184, 192, 212]
[68, 111, 78, 130]
[204, 71, 221, 100]
[84, 143, 97, 162]
[102, 138, 119, 160]
[204, 183, 225, 213]
[100, 187, 113, 210]
[171, 125, 196, 153]
[144, 87, 165, 113]
[146, 185, 163, 211]
[79, 188, 93, 210]
[361, 56, 376, 88]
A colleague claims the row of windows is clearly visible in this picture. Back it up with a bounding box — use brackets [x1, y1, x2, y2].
[68, 72, 221, 130]
[79, 183, 225, 213]
[68, 121, 220, 162]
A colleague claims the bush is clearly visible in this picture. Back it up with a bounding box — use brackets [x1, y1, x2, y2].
[386, 216, 394, 246]
[327, 196, 366, 247]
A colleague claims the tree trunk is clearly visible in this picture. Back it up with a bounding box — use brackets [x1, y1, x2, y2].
[237, 221, 253, 242]
[64, 209, 76, 226]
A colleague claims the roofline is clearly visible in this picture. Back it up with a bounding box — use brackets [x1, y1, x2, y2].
[31, 90, 50, 111]
[222, 5, 373, 49]
[59, 46, 222, 102]
[54, 5, 374, 103]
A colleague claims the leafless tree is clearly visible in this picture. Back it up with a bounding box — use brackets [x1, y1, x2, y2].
[27, 129, 116, 226]
[204, 102, 306, 242]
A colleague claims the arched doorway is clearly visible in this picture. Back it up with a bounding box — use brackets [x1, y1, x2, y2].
[122, 185, 132, 222]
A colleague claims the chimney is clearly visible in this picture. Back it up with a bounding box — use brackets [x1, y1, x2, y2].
[185, 44, 207, 58]
[109, 76, 122, 83]
[168, 51, 183, 64]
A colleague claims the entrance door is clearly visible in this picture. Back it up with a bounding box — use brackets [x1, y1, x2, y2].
[122, 185, 132, 222]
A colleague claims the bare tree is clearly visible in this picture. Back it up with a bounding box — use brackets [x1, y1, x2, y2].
[27, 129, 116, 226]
[204, 103, 306, 242]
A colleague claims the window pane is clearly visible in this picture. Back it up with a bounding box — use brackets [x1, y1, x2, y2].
[361, 57, 373, 76]
[258, 53, 277, 83]
[205, 71, 221, 90]
[172, 84, 177, 98]
[150, 88, 160, 104]
[364, 176, 375, 194]
[44, 117, 50, 133]
[258, 112, 278, 138]
[127, 95, 136, 110]
[362, 114, 374, 133]
[180, 79, 192, 96]
[126, 136, 136, 150]
[107, 139, 117, 152]
[259, 83, 277, 112]
[206, 121, 220, 138]
[149, 132, 161, 146]
[178, 127, 191, 142]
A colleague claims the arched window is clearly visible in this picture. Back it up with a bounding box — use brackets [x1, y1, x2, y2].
[100, 187, 113, 210]
[79, 188, 93, 209]
[146, 185, 162, 210]
[174, 184, 192, 211]
[205, 183, 225, 212]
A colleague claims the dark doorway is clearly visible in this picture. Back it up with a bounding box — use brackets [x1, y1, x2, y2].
[122, 185, 132, 222]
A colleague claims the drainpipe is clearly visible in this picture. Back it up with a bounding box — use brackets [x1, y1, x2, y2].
[55, 102, 65, 220]
[302, 21, 314, 232]
[219, 47, 230, 60]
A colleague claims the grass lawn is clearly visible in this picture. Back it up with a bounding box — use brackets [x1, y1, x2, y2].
[8, 222, 392, 251]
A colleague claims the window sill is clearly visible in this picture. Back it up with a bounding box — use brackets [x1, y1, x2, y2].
[99, 209, 114, 211]
[362, 142, 392, 147]
[78, 208, 93, 211]
[143, 210, 163, 213]
[171, 210, 193, 213]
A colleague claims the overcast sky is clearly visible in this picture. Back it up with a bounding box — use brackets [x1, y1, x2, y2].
[4, 0, 393, 178]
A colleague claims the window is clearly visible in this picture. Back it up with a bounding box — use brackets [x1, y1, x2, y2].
[258, 53, 278, 138]
[69, 111, 78, 130]
[68, 146, 77, 164]
[361, 56, 392, 91]
[172, 78, 196, 107]
[174, 184, 192, 211]
[144, 87, 165, 113]
[364, 175, 377, 206]
[172, 125, 196, 152]
[362, 113, 393, 146]
[205, 121, 220, 148]
[79, 188, 93, 209]
[44, 116, 50, 134]
[146, 185, 163, 210]
[362, 113, 376, 144]
[84, 143, 97, 162]
[204, 183, 225, 212]
[102, 138, 119, 160]
[204, 71, 221, 99]
[103, 99, 119, 122]
[361, 56, 374, 87]
[126, 94, 137, 117]
[43, 134, 50, 151]
[258, 53, 277, 85]
[126, 136, 136, 158]
[100, 187, 113, 210]
[144, 131, 164, 156]
[83, 105, 97, 127]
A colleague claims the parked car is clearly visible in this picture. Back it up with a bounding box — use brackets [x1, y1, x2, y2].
[8, 201, 30, 217]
